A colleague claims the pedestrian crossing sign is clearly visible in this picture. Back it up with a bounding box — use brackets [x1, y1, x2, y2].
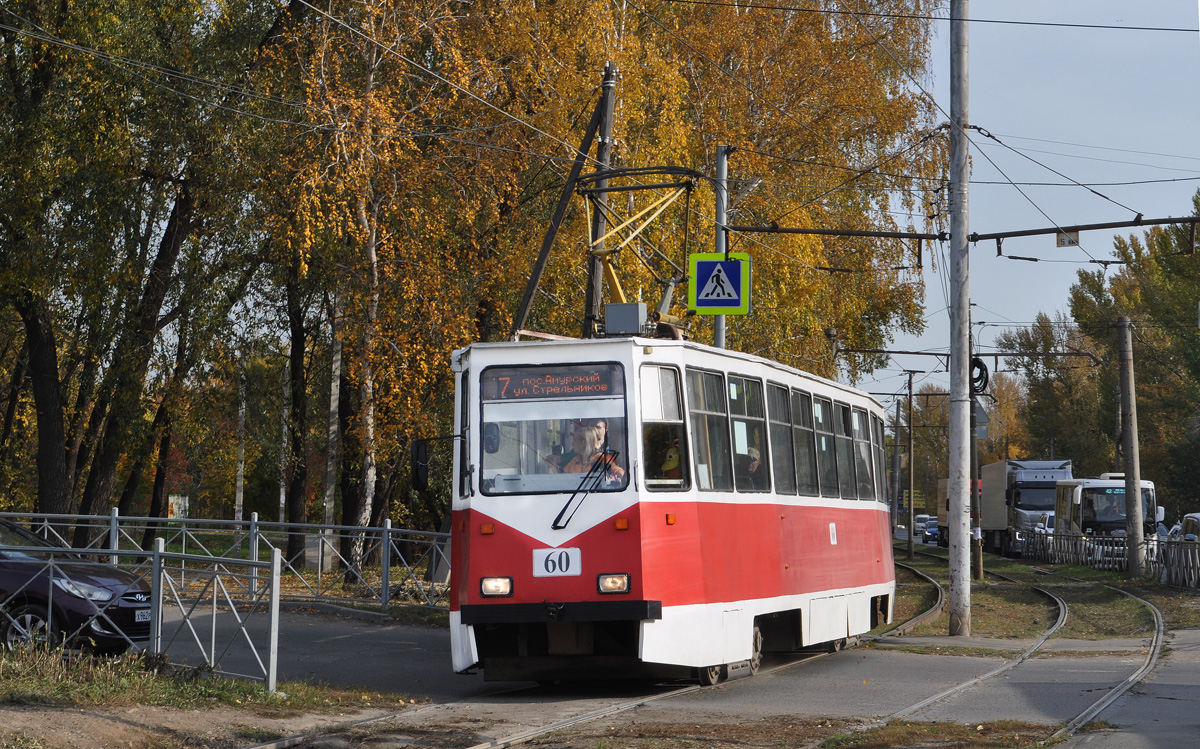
[688, 252, 751, 315]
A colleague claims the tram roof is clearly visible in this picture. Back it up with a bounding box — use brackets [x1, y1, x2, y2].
[454, 335, 883, 410]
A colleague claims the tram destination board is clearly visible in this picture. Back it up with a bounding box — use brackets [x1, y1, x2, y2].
[482, 363, 623, 401]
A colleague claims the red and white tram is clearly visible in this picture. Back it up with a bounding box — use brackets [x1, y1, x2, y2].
[448, 336, 895, 683]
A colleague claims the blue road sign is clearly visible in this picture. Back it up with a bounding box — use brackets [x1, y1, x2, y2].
[689, 252, 750, 315]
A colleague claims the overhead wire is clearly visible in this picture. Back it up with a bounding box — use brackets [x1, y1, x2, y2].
[661, 0, 1200, 33]
[971, 127, 1143, 217]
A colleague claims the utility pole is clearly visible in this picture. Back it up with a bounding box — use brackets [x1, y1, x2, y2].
[947, 0, 972, 636]
[584, 64, 618, 338]
[907, 370, 917, 561]
[1118, 317, 1145, 577]
[714, 145, 731, 348]
[891, 399, 902, 536]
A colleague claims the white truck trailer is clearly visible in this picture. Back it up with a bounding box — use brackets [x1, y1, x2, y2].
[981, 459, 1072, 557]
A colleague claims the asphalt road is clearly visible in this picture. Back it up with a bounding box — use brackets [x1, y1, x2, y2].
[1063, 629, 1200, 749]
[157, 604, 1200, 747]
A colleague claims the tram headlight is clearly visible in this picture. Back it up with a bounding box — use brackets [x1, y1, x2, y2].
[480, 577, 513, 597]
[597, 573, 630, 594]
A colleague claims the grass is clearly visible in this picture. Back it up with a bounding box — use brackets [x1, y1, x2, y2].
[0, 646, 414, 715]
[538, 717, 1058, 748]
[1050, 586, 1154, 640]
[818, 720, 1057, 748]
[903, 585, 1057, 640]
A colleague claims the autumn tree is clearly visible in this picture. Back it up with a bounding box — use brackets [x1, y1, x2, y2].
[1069, 192, 1200, 519]
[995, 312, 1112, 479]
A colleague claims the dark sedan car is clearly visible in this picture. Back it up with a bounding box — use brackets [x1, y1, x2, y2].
[0, 519, 152, 654]
[923, 519, 939, 544]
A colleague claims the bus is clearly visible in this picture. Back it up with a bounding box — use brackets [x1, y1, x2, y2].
[445, 335, 895, 683]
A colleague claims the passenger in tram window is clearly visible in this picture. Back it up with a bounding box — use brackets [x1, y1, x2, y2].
[591, 418, 609, 446]
[545, 427, 586, 473]
[745, 447, 768, 490]
[735, 445, 769, 491]
[563, 427, 626, 484]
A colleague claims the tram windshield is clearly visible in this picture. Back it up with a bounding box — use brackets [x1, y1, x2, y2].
[479, 363, 628, 495]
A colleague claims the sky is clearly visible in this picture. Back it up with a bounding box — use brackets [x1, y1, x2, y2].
[855, 1, 1200, 404]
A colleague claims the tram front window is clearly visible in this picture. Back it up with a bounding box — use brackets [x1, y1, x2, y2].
[479, 364, 628, 495]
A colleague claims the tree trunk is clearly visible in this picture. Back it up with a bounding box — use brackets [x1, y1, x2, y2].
[141, 413, 173, 550]
[76, 183, 194, 533]
[338, 370, 361, 567]
[285, 255, 309, 567]
[349, 198, 379, 572]
[13, 291, 72, 514]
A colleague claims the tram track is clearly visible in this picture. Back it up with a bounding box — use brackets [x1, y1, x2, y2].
[247, 550, 1163, 748]
[888, 543, 1166, 741]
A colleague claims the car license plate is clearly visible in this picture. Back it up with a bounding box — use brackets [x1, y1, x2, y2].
[532, 547, 581, 577]
[135, 609, 152, 623]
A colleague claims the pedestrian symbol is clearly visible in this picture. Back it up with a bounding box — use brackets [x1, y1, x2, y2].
[688, 252, 751, 315]
[699, 265, 737, 299]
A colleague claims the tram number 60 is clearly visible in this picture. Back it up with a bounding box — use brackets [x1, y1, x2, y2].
[532, 547, 582, 578]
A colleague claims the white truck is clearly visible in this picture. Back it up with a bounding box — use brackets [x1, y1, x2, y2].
[981, 459, 1073, 557]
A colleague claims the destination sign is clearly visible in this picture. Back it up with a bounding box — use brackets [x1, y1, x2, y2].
[482, 364, 623, 401]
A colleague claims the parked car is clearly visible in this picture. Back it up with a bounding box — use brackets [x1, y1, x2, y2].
[0, 519, 151, 654]
[923, 519, 939, 544]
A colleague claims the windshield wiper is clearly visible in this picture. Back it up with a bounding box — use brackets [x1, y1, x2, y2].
[551, 448, 618, 530]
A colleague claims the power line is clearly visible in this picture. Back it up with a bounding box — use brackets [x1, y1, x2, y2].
[990, 133, 1200, 164]
[662, 0, 1200, 33]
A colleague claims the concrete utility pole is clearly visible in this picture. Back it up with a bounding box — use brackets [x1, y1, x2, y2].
[891, 399, 902, 535]
[907, 370, 916, 561]
[947, 0, 972, 636]
[714, 145, 731, 349]
[1118, 317, 1145, 577]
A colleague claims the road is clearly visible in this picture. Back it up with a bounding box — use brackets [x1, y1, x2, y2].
[157, 603, 1198, 748]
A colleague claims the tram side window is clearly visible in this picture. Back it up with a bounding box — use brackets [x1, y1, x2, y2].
[641, 365, 689, 491]
[729, 376, 770, 492]
[812, 396, 839, 497]
[871, 415, 888, 504]
[768, 384, 796, 494]
[687, 369, 733, 491]
[458, 369, 470, 497]
[834, 402, 857, 498]
[792, 391, 819, 496]
[852, 408, 875, 499]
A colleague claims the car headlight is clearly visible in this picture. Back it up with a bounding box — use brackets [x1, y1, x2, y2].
[52, 578, 114, 602]
[480, 577, 512, 597]
[597, 573, 630, 594]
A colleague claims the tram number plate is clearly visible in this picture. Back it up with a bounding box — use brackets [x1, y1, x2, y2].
[533, 548, 582, 577]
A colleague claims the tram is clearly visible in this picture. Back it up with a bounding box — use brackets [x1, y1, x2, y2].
[448, 334, 895, 683]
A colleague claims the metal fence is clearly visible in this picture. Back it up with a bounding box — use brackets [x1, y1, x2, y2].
[1024, 532, 1200, 586]
[1, 510, 451, 612]
[0, 541, 283, 691]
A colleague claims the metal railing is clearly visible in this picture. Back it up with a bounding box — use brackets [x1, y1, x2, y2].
[0, 511, 451, 612]
[0, 542, 282, 691]
[1024, 532, 1200, 586]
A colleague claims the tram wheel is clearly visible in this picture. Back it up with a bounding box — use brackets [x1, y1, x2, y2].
[698, 664, 726, 686]
[749, 626, 763, 675]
